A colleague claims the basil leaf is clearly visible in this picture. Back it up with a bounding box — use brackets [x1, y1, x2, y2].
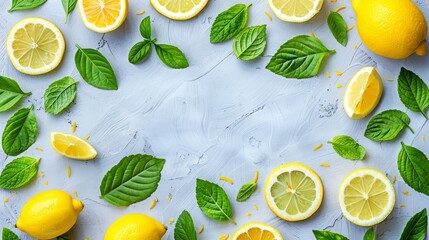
[400, 208, 427, 240]
[100, 154, 165, 206]
[210, 4, 250, 43]
[44, 77, 78, 115]
[233, 25, 267, 61]
[0, 157, 39, 189]
[313, 230, 349, 240]
[61, 0, 77, 23]
[155, 44, 189, 69]
[328, 135, 366, 160]
[266, 35, 335, 79]
[363, 228, 375, 240]
[364, 110, 414, 142]
[140, 16, 151, 39]
[2, 227, 20, 240]
[0, 76, 31, 112]
[398, 68, 429, 119]
[327, 11, 348, 46]
[398, 142, 429, 196]
[128, 40, 152, 64]
[174, 210, 197, 240]
[9, 0, 47, 12]
[75, 44, 118, 90]
[196, 178, 236, 224]
[2, 106, 38, 156]
[236, 182, 257, 202]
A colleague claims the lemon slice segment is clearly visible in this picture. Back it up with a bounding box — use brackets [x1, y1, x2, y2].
[267, 0, 324, 22]
[150, 0, 209, 20]
[6, 18, 65, 75]
[339, 168, 395, 226]
[78, 0, 128, 33]
[264, 163, 324, 221]
[50, 132, 97, 160]
[231, 222, 283, 240]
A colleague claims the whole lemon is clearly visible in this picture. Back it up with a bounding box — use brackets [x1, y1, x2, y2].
[104, 214, 167, 240]
[353, 0, 428, 59]
[16, 190, 84, 239]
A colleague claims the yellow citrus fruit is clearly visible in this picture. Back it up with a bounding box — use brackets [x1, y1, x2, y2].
[50, 132, 97, 160]
[339, 168, 395, 226]
[264, 163, 324, 221]
[16, 190, 83, 240]
[231, 222, 283, 240]
[104, 214, 167, 240]
[343, 67, 383, 120]
[150, 0, 209, 20]
[6, 17, 65, 75]
[353, 0, 427, 59]
[78, 0, 128, 33]
[267, 0, 324, 22]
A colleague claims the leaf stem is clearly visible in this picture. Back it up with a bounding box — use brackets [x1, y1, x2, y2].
[407, 124, 415, 134]
[227, 216, 237, 225]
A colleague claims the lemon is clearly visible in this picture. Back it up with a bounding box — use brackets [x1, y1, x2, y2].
[104, 214, 167, 240]
[339, 168, 395, 226]
[264, 163, 324, 221]
[78, 0, 128, 33]
[353, 0, 427, 59]
[150, 0, 209, 20]
[50, 132, 97, 160]
[6, 18, 65, 75]
[16, 190, 83, 240]
[267, 0, 324, 22]
[231, 222, 283, 240]
[343, 67, 383, 120]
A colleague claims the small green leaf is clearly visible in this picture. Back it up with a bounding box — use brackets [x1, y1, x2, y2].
[313, 230, 349, 240]
[2, 227, 20, 240]
[327, 11, 348, 46]
[328, 135, 366, 160]
[400, 208, 427, 240]
[174, 210, 197, 240]
[210, 4, 250, 43]
[61, 0, 77, 23]
[364, 110, 413, 142]
[155, 44, 189, 69]
[128, 40, 152, 64]
[233, 25, 267, 61]
[398, 143, 429, 196]
[236, 182, 257, 202]
[398, 68, 429, 119]
[0, 76, 31, 112]
[140, 16, 152, 39]
[44, 77, 78, 115]
[363, 228, 375, 240]
[9, 0, 47, 12]
[0, 157, 39, 190]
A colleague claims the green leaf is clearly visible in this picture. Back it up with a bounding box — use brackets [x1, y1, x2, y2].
[236, 182, 257, 202]
[398, 143, 429, 196]
[210, 4, 250, 43]
[140, 16, 151, 39]
[327, 11, 348, 46]
[313, 230, 349, 240]
[128, 40, 152, 64]
[364, 110, 414, 142]
[74, 44, 118, 90]
[2, 227, 20, 240]
[328, 135, 366, 160]
[100, 154, 166, 206]
[0, 76, 31, 112]
[174, 210, 197, 240]
[196, 178, 236, 224]
[0, 157, 39, 190]
[2, 106, 38, 156]
[266, 35, 335, 79]
[400, 208, 427, 240]
[44, 77, 78, 115]
[397, 68, 429, 119]
[155, 44, 189, 69]
[9, 0, 47, 12]
[61, 0, 77, 23]
[363, 228, 375, 240]
[233, 25, 267, 61]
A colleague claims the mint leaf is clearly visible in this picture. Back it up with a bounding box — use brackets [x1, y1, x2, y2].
[266, 35, 335, 79]
[9, 0, 47, 12]
[210, 4, 250, 43]
[328, 135, 366, 160]
[2, 227, 20, 240]
[398, 68, 429, 119]
[2, 106, 38, 156]
[313, 230, 349, 240]
[61, 0, 77, 23]
[128, 40, 152, 64]
[364, 110, 413, 142]
[236, 182, 257, 202]
[196, 178, 236, 224]
[0, 157, 39, 190]
[363, 228, 375, 240]
[0, 76, 31, 112]
[140, 16, 151, 39]
[398, 143, 429, 196]
[327, 11, 348, 46]
[44, 77, 78, 115]
[154, 44, 189, 69]
[233, 25, 267, 61]
[174, 210, 197, 240]
[100, 154, 165, 206]
[400, 208, 427, 240]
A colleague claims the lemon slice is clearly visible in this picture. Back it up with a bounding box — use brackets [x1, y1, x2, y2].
[150, 0, 208, 20]
[339, 168, 395, 226]
[264, 163, 324, 221]
[50, 132, 97, 160]
[6, 18, 65, 75]
[231, 222, 283, 240]
[267, 0, 324, 22]
[78, 0, 128, 33]
[344, 67, 383, 119]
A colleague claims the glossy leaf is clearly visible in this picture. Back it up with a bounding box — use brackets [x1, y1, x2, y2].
[327, 11, 348, 46]
[128, 40, 152, 64]
[155, 44, 189, 69]
[233, 25, 267, 60]
[364, 110, 413, 142]
[398, 143, 429, 196]
[398, 68, 429, 119]
[2, 227, 20, 240]
[140, 16, 151, 39]
[363, 228, 375, 240]
[174, 210, 197, 240]
[313, 230, 349, 240]
[210, 4, 250, 43]
[328, 135, 366, 160]
[236, 182, 257, 202]
[0, 76, 31, 112]
[61, 0, 77, 23]
[44, 77, 78, 115]
[0, 157, 39, 189]
[400, 208, 427, 240]
[9, 0, 47, 12]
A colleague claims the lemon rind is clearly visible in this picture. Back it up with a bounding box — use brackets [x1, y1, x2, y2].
[78, 0, 128, 33]
[150, 0, 209, 20]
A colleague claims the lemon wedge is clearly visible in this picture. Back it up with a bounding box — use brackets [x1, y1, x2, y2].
[267, 0, 324, 22]
[150, 0, 209, 20]
[231, 222, 283, 240]
[78, 0, 128, 33]
[50, 132, 97, 160]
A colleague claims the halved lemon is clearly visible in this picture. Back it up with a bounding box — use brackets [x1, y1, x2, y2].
[339, 168, 395, 226]
[264, 163, 324, 221]
[150, 0, 209, 20]
[344, 67, 383, 119]
[231, 222, 283, 240]
[78, 0, 128, 33]
[6, 18, 65, 75]
[50, 132, 97, 160]
[267, 0, 324, 22]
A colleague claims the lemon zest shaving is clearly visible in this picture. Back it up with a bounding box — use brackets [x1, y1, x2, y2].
[354, 44, 358, 49]
[219, 234, 230, 240]
[326, 72, 332, 78]
[169, 218, 175, 224]
[219, 176, 234, 185]
[264, 11, 272, 21]
[313, 143, 323, 151]
[310, 31, 315, 37]
[13, 192, 16, 195]
[330, 0, 337, 2]
[149, 197, 157, 210]
[166, 194, 172, 201]
[335, 70, 343, 76]
[320, 163, 331, 167]
[253, 170, 259, 183]
[198, 224, 205, 234]
[400, 203, 406, 208]
[4, 197, 9, 203]
[44, 180, 49, 185]
[423, 134, 426, 141]
[39, 171, 45, 178]
[71, 121, 77, 133]
[402, 191, 410, 195]
[386, 77, 394, 81]
[254, 204, 259, 211]
[73, 191, 78, 197]
[246, 212, 252, 216]
[335, 6, 346, 12]
[35, 147, 43, 151]
[136, 10, 146, 15]
[336, 83, 343, 88]
[85, 135, 91, 140]
[346, 25, 354, 31]
[392, 174, 397, 184]
[66, 165, 71, 178]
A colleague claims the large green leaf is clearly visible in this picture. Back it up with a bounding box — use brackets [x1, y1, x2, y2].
[398, 143, 429, 196]
[398, 68, 429, 119]
[233, 25, 267, 61]
[140, 16, 152, 39]
[174, 210, 197, 240]
[44, 77, 78, 115]
[155, 44, 189, 69]
[400, 208, 427, 240]
[0, 76, 31, 112]
[128, 40, 152, 64]
[327, 11, 348, 46]
[0, 157, 39, 189]
[328, 135, 366, 160]
[364, 110, 413, 142]
[210, 4, 250, 43]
